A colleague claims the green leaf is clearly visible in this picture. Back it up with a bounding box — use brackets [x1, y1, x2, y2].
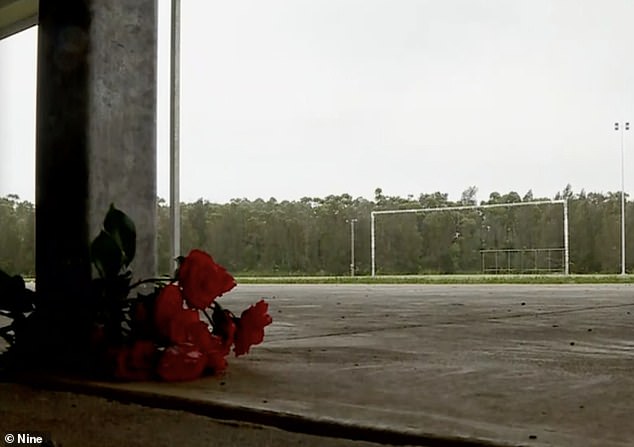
[173, 255, 185, 279]
[103, 204, 137, 267]
[211, 301, 237, 340]
[90, 230, 124, 278]
[0, 270, 35, 314]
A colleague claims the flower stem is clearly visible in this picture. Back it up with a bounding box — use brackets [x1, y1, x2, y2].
[202, 308, 214, 326]
[128, 277, 173, 290]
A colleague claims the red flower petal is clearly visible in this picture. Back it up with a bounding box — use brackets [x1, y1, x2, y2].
[185, 323, 229, 373]
[178, 250, 236, 309]
[111, 341, 157, 381]
[206, 348, 228, 374]
[234, 300, 273, 357]
[186, 321, 214, 351]
[128, 340, 157, 370]
[154, 284, 184, 338]
[167, 309, 201, 344]
[157, 343, 207, 382]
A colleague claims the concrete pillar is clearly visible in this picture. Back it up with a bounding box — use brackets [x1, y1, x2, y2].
[36, 0, 157, 305]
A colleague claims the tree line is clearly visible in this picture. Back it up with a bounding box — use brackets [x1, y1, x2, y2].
[1, 185, 631, 276]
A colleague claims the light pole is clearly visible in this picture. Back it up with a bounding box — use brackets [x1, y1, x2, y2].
[348, 218, 358, 276]
[170, 0, 182, 272]
[615, 121, 629, 275]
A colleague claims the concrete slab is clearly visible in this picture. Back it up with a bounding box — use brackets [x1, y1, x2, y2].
[11, 284, 634, 446]
[0, 382, 386, 447]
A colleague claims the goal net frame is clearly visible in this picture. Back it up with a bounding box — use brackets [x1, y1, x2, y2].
[370, 200, 569, 276]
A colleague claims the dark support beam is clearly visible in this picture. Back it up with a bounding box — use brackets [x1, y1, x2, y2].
[35, 0, 157, 320]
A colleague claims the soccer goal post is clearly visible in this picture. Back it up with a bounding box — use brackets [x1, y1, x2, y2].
[370, 200, 569, 276]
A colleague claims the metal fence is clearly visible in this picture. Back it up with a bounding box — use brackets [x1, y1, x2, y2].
[480, 248, 566, 274]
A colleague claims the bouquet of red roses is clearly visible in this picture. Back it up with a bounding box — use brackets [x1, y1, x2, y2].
[88, 206, 273, 381]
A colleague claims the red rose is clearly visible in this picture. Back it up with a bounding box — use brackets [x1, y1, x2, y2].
[185, 321, 216, 351]
[234, 300, 273, 357]
[112, 340, 157, 381]
[178, 250, 236, 309]
[166, 309, 201, 344]
[205, 335, 229, 374]
[154, 284, 184, 338]
[128, 340, 157, 370]
[157, 343, 207, 381]
[185, 321, 229, 373]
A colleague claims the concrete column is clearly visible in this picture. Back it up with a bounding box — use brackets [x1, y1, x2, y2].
[36, 0, 157, 304]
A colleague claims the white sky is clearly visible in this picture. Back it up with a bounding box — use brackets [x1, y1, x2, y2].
[1, 0, 634, 204]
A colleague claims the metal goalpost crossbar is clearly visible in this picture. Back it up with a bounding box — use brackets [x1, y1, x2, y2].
[370, 200, 569, 276]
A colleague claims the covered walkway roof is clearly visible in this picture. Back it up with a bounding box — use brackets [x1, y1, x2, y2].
[0, 0, 37, 40]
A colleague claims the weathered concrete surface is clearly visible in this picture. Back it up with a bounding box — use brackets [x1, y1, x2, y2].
[13, 284, 634, 446]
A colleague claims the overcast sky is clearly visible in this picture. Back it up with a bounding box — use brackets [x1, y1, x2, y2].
[1, 0, 634, 204]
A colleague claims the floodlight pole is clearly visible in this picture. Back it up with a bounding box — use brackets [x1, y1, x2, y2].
[615, 121, 629, 275]
[348, 218, 358, 276]
[371, 212, 376, 277]
[170, 0, 181, 271]
[563, 199, 569, 275]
